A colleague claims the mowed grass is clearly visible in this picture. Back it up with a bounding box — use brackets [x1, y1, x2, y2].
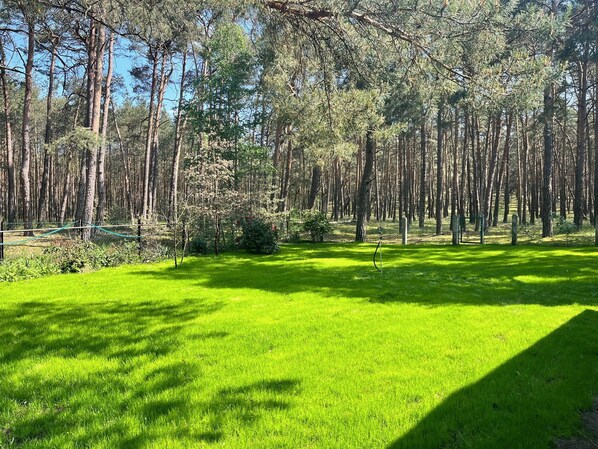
[1, 244, 598, 448]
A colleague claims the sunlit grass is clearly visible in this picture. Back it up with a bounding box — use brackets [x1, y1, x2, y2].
[1, 244, 598, 448]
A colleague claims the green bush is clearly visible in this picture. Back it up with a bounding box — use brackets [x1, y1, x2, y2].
[239, 218, 279, 254]
[0, 257, 60, 282]
[189, 236, 208, 255]
[0, 240, 161, 282]
[302, 211, 333, 242]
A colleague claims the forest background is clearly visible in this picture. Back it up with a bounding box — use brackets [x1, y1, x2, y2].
[0, 0, 597, 244]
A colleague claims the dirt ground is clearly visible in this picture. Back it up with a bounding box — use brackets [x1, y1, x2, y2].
[556, 399, 598, 449]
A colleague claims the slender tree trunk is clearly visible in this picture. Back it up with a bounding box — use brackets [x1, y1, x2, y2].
[142, 48, 159, 219]
[307, 163, 321, 209]
[482, 114, 502, 229]
[542, 84, 555, 236]
[168, 50, 188, 225]
[355, 129, 374, 242]
[37, 40, 58, 225]
[96, 31, 114, 225]
[574, 56, 588, 228]
[112, 100, 134, 222]
[435, 103, 444, 235]
[419, 117, 427, 228]
[278, 137, 293, 213]
[82, 20, 105, 239]
[0, 39, 16, 228]
[149, 50, 172, 218]
[20, 19, 35, 235]
[594, 58, 598, 225]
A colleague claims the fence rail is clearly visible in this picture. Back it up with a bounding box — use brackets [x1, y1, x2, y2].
[0, 219, 151, 261]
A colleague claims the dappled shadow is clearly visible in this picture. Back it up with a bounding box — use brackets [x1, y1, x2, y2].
[0, 298, 219, 447]
[195, 379, 302, 443]
[0, 298, 223, 363]
[133, 245, 598, 306]
[387, 309, 598, 448]
[0, 295, 302, 447]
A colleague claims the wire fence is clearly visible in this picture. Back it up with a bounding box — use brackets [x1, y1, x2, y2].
[0, 220, 172, 261]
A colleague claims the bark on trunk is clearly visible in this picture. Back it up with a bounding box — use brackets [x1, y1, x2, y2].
[355, 129, 374, 242]
[542, 85, 554, 236]
[96, 31, 114, 225]
[419, 118, 427, 228]
[435, 104, 444, 235]
[574, 56, 588, 228]
[20, 20, 35, 235]
[307, 163, 321, 209]
[168, 50, 187, 225]
[37, 40, 57, 225]
[0, 39, 16, 228]
[82, 20, 105, 239]
[142, 48, 159, 219]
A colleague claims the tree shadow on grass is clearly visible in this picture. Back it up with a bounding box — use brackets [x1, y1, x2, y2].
[0, 298, 302, 448]
[0, 299, 211, 445]
[387, 309, 598, 449]
[0, 298, 223, 363]
[133, 245, 598, 306]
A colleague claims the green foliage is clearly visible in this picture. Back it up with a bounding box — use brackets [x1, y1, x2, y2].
[188, 22, 255, 143]
[0, 256, 60, 282]
[238, 218, 279, 254]
[44, 241, 142, 273]
[0, 241, 167, 282]
[302, 210, 333, 242]
[555, 216, 577, 245]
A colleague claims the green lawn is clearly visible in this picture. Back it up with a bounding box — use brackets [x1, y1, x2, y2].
[1, 244, 598, 448]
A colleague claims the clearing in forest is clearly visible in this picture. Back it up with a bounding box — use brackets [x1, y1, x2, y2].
[1, 244, 598, 448]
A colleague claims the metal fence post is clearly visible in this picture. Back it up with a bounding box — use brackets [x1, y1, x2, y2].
[79, 219, 84, 240]
[512, 214, 518, 246]
[451, 214, 460, 245]
[479, 215, 485, 244]
[137, 216, 142, 256]
[401, 216, 408, 245]
[0, 219, 4, 261]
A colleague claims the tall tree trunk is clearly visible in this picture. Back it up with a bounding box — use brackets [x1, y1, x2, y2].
[278, 137, 293, 213]
[82, 20, 105, 239]
[142, 48, 159, 219]
[482, 114, 502, 229]
[270, 122, 283, 209]
[419, 117, 427, 228]
[502, 116, 512, 224]
[594, 57, 598, 225]
[168, 50, 187, 225]
[96, 31, 114, 225]
[0, 39, 16, 228]
[355, 129, 374, 242]
[542, 84, 555, 236]
[20, 19, 35, 235]
[112, 100, 134, 222]
[451, 107, 459, 219]
[37, 39, 58, 225]
[574, 56, 588, 228]
[307, 163, 321, 209]
[149, 49, 172, 218]
[435, 103, 444, 235]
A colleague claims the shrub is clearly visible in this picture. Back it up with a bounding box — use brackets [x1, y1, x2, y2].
[302, 211, 333, 242]
[0, 257, 60, 282]
[189, 236, 208, 255]
[239, 218, 279, 254]
[555, 216, 576, 245]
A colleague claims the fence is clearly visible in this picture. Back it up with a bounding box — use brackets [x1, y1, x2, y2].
[0, 219, 171, 261]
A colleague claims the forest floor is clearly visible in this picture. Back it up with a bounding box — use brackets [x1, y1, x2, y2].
[1, 244, 598, 448]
